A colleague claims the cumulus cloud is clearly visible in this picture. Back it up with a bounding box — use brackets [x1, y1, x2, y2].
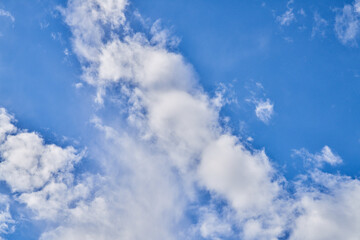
[198, 135, 279, 216]
[0, 107, 93, 237]
[255, 99, 274, 123]
[335, 0, 360, 45]
[58, 0, 360, 239]
[198, 135, 292, 239]
[291, 171, 360, 240]
[51, 0, 291, 239]
[0, 131, 81, 192]
[0, 9, 15, 22]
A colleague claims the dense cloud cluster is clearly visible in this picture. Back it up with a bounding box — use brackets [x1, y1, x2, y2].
[0, 108, 93, 232]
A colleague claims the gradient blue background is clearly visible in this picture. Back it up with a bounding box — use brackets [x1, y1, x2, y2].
[1, 1, 360, 238]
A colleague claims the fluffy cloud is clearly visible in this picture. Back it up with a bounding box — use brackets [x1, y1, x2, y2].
[0, 109, 16, 142]
[194, 205, 233, 239]
[0, 131, 80, 192]
[255, 99, 274, 123]
[0, 108, 92, 233]
[54, 0, 290, 239]
[291, 171, 360, 240]
[198, 135, 292, 239]
[18, 178, 92, 221]
[198, 135, 279, 216]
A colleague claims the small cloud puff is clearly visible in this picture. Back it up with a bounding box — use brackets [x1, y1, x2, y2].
[276, 0, 296, 26]
[255, 99, 274, 123]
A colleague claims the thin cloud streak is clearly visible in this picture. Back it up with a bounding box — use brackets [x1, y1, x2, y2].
[0, 9, 14, 22]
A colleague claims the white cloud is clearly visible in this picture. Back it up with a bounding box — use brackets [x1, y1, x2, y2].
[198, 135, 279, 216]
[312, 12, 328, 38]
[0, 108, 16, 142]
[198, 135, 291, 239]
[277, 9, 295, 26]
[255, 99, 274, 123]
[58, 0, 128, 71]
[0, 9, 14, 22]
[195, 206, 233, 239]
[40, 122, 188, 240]
[18, 178, 93, 221]
[335, 1, 360, 45]
[0, 0, 356, 239]
[0, 195, 14, 238]
[54, 0, 289, 238]
[293, 145, 342, 168]
[150, 20, 180, 48]
[290, 171, 360, 240]
[276, 0, 296, 26]
[0, 131, 81, 192]
[0, 108, 93, 228]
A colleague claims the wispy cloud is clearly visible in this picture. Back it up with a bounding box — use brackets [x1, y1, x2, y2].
[245, 81, 274, 124]
[312, 12, 328, 38]
[276, 0, 296, 26]
[335, 1, 360, 45]
[292, 145, 342, 168]
[0, 195, 14, 236]
[298, 8, 306, 17]
[0, 9, 14, 22]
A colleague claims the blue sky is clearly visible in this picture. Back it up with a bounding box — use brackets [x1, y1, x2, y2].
[1, 0, 360, 239]
[131, 0, 360, 177]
